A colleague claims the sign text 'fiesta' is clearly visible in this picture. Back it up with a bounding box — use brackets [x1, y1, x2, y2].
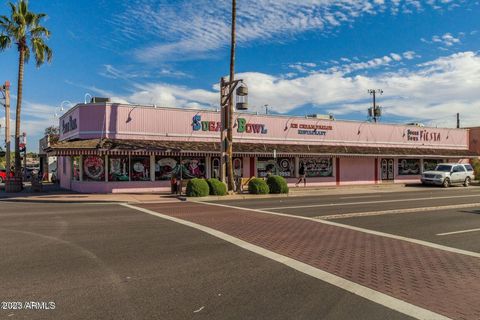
[192, 115, 267, 134]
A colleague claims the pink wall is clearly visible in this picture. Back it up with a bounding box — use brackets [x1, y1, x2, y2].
[340, 157, 376, 185]
[59, 157, 72, 190]
[60, 104, 469, 150]
[71, 181, 170, 194]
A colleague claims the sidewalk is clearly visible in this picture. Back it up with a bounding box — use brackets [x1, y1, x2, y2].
[138, 201, 480, 320]
[1, 182, 478, 203]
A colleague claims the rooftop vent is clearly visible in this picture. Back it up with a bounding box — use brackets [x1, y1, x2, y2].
[90, 97, 110, 103]
[306, 114, 335, 120]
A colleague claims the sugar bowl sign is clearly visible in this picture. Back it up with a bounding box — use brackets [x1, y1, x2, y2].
[192, 115, 267, 134]
[405, 129, 441, 142]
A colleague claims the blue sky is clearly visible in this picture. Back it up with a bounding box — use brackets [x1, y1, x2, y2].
[0, 0, 479, 149]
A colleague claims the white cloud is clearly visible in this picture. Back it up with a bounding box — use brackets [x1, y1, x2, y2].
[113, 0, 464, 62]
[422, 32, 462, 47]
[111, 51, 480, 128]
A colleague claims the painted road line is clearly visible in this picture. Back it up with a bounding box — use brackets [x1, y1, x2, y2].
[200, 201, 480, 259]
[315, 203, 480, 220]
[122, 203, 450, 320]
[260, 194, 480, 210]
[437, 228, 480, 236]
[340, 195, 382, 200]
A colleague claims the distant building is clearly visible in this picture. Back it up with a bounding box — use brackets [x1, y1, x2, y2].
[39, 135, 58, 182]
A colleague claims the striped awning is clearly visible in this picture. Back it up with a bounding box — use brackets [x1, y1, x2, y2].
[46, 138, 478, 158]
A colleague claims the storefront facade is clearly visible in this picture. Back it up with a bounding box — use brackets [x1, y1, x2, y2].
[49, 103, 475, 193]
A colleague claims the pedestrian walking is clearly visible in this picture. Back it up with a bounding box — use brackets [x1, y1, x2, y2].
[296, 163, 306, 187]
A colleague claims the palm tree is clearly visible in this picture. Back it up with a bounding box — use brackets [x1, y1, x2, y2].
[0, 0, 52, 183]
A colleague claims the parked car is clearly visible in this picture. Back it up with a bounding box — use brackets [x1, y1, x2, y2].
[421, 163, 474, 188]
[0, 168, 14, 183]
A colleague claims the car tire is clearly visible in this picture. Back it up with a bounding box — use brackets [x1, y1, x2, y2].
[464, 177, 471, 187]
[442, 178, 450, 188]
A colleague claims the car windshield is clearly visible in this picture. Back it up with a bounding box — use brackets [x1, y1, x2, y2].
[435, 165, 452, 172]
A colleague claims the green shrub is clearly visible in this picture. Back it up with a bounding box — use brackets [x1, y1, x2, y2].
[266, 175, 289, 194]
[248, 178, 270, 194]
[206, 178, 227, 196]
[186, 178, 210, 197]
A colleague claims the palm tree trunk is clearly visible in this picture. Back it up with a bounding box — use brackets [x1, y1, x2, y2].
[227, 0, 236, 192]
[15, 46, 25, 181]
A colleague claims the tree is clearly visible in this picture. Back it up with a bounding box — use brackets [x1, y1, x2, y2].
[44, 125, 59, 144]
[0, 0, 52, 181]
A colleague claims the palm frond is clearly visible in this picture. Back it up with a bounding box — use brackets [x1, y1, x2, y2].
[0, 34, 12, 50]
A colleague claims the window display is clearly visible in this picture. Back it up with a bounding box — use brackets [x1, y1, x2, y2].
[398, 159, 421, 175]
[130, 157, 150, 181]
[109, 156, 129, 181]
[155, 157, 206, 180]
[300, 157, 333, 177]
[72, 156, 80, 181]
[83, 156, 105, 181]
[423, 159, 442, 172]
[257, 158, 293, 178]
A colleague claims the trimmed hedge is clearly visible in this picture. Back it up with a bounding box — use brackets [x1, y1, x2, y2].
[206, 178, 227, 196]
[266, 175, 289, 194]
[186, 178, 210, 197]
[248, 178, 270, 194]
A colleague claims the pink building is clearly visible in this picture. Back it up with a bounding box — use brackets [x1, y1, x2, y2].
[48, 103, 476, 193]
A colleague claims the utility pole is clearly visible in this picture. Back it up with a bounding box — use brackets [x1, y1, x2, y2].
[226, 0, 237, 192]
[368, 89, 383, 123]
[1, 81, 11, 181]
[219, 0, 248, 192]
[456, 113, 460, 129]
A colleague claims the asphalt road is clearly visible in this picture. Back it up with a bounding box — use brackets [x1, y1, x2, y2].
[0, 202, 411, 320]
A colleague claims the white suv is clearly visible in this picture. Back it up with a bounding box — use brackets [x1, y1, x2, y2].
[421, 163, 475, 188]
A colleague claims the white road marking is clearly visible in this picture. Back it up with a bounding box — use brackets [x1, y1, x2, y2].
[437, 228, 480, 236]
[199, 201, 480, 259]
[315, 203, 480, 220]
[340, 195, 382, 200]
[122, 203, 450, 320]
[260, 194, 480, 211]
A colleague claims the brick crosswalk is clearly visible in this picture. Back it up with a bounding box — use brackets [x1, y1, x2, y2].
[139, 202, 480, 320]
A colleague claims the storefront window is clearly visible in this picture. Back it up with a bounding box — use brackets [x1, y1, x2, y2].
[109, 156, 129, 181]
[257, 158, 294, 178]
[423, 159, 442, 172]
[300, 157, 333, 177]
[130, 157, 151, 181]
[83, 155, 105, 181]
[398, 159, 421, 175]
[155, 157, 206, 180]
[155, 157, 179, 181]
[72, 156, 80, 181]
[180, 158, 206, 179]
[212, 158, 220, 179]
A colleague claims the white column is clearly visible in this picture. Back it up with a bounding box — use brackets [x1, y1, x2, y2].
[105, 155, 109, 182]
[79, 155, 84, 182]
[206, 156, 211, 178]
[295, 157, 300, 178]
[150, 155, 155, 182]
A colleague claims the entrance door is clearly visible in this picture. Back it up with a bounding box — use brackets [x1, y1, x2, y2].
[381, 159, 395, 181]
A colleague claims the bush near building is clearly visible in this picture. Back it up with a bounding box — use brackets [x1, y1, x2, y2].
[471, 159, 480, 180]
[206, 178, 227, 196]
[186, 178, 210, 197]
[266, 175, 289, 194]
[248, 178, 270, 194]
